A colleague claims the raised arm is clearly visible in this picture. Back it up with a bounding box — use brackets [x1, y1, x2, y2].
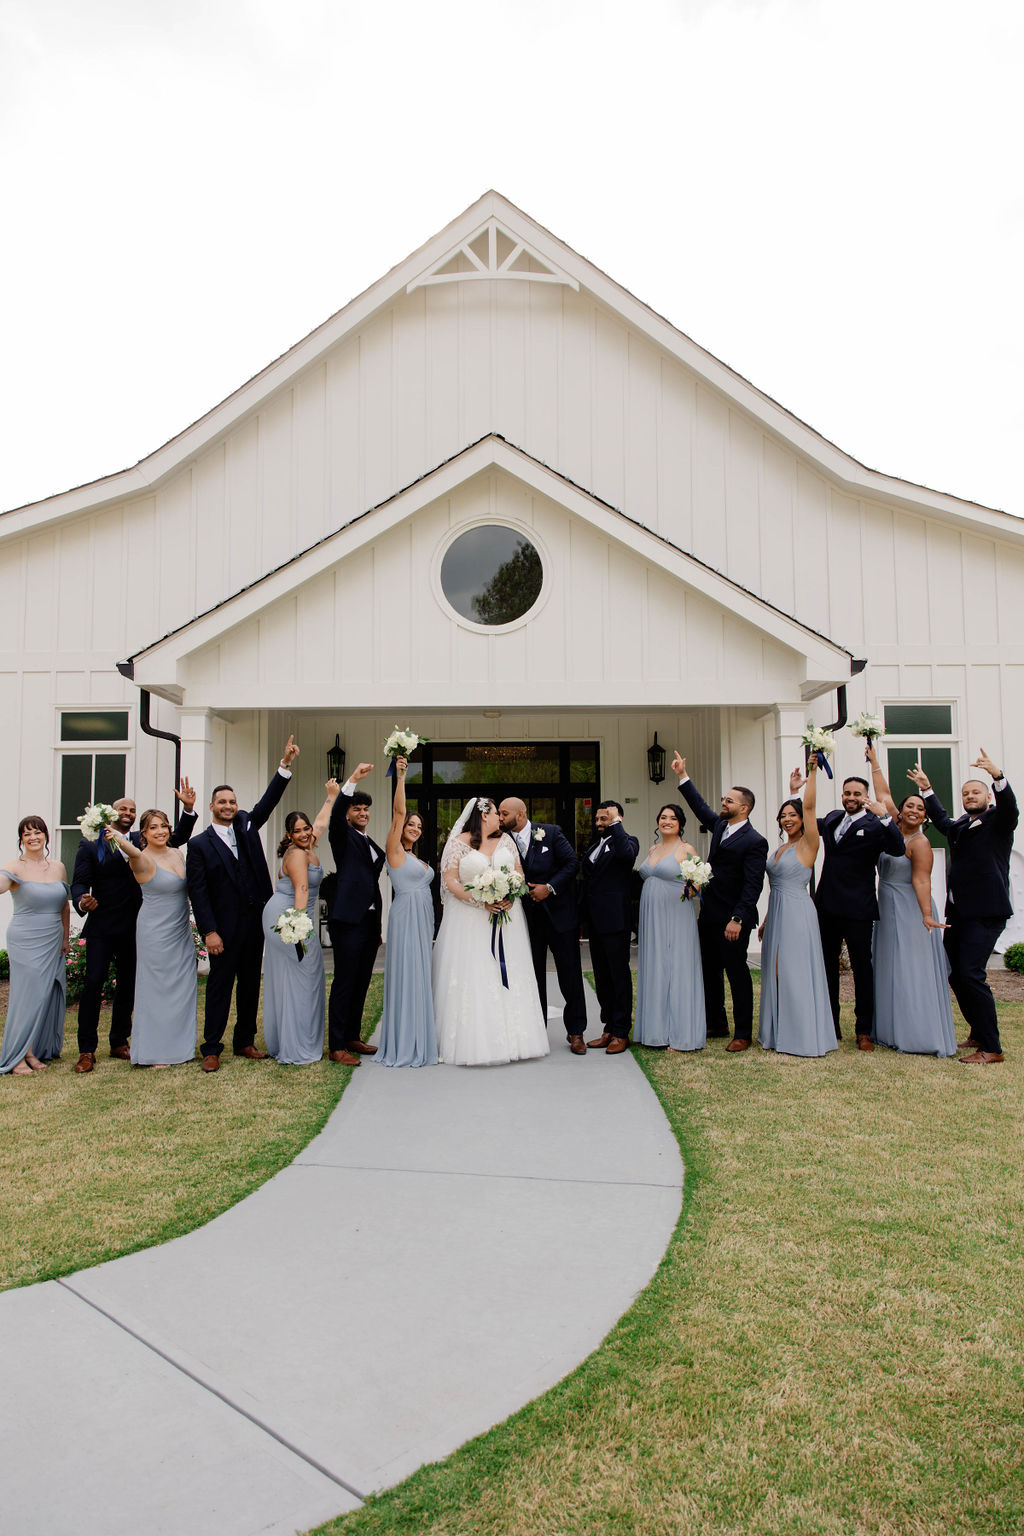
[866, 743, 898, 820]
[797, 755, 820, 866]
[973, 750, 1019, 833]
[105, 826, 154, 884]
[310, 780, 342, 843]
[672, 751, 718, 832]
[169, 777, 198, 847]
[907, 761, 955, 839]
[386, 758, 410, 868]
[249, 739, 298, 831]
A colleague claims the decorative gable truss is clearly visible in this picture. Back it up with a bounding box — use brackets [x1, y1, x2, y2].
[407, 217, 579, 292]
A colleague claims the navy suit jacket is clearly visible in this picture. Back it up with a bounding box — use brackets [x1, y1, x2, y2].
[71, 810, 197, 936]
[326, 796, 386, 927]
[186, 771, 291, 945]
[677, 780, 767, 929]
[925, 781, 1018, 921]
[580, 820, 639, 933]
[520, 822, 580, 935]
[814, 809, 905, 921]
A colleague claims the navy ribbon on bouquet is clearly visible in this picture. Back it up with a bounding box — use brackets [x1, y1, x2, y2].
[490, 915, 509, 990]
[295, 942, 305, 963]
[815, 750, 834, 780]
[385, 757, 397, 778]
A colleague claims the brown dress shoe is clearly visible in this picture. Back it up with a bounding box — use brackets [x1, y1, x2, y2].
[960, 1050, 1004, 1065]
[329, 1049, 361, 1065]
[345, 1040, 377, 1055]
[856, 1035, 875, 1052]
[568, 1034, 587, 1055]
[233, 1045, 268, 1059]
[606, 1036, 629, 1054]
[957, 1036, 980, 1051]
[110, 1043, 131, 1061]
[74, 1052, 95, 1074]
[587, 1032, 613, 1049]
[726, 1038, 750, 1052]
[201, 1055, 220, 1072]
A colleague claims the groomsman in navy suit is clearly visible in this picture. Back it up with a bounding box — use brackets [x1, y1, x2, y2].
[909, 749, 1017, 1065]
[672, 752, 768, 1051]
[791, 764, 904, 1049]
[581, 800, 639, 1054]
[187, 736, 299, 1071]
[326, 761, 385, 1065]
[498, 798, 588, 1054]
[71, 781, 197, 1073]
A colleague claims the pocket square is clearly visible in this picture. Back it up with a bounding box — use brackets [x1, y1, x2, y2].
[856, 829, 865, 837]
[968, 819, 983, 830]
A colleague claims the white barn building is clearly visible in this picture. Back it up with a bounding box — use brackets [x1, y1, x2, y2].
[3, 191, 1023, 942]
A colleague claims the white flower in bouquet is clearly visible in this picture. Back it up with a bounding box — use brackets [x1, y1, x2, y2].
[383, 726, 428, 759]
[465, 864, 528, 923]
[849, 711, 885, 743]
[274, 907, 314, 956]
[78, 803, 119, 842]
[801, 723, 835, 758]
[677, 855, 713, 901]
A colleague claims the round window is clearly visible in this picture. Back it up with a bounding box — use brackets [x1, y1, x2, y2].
[439, 525, 543, 626]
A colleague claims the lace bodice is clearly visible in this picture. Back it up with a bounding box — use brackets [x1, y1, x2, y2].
[439, 833, 519, 905]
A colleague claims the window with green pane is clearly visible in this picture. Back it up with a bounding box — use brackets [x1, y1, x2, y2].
[883, 704, 952, 736]
[60, 711, 130, 742]
[884, 746, 954, 849]
[58, 752, 126, 869]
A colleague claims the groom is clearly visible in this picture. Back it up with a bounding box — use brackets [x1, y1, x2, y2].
[498, 798, 588, 1054]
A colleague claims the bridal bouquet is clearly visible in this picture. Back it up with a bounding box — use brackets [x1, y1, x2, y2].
[849, 711, 885, 747]
[78, 802, 119, 842]
[677, 855, 713, 902]
[801, 722, 836, 779]
[383, 726, 429, 777]
[465, 864, 528, 925]
[274, 907, 314, 960]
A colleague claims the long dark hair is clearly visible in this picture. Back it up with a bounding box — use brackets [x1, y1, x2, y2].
[776, 798, 804, 835]
[277, 811, 313, 859]
[462, 799, 494, 851]
[655, 804, 685, 837]
[897, 793, 929, 828]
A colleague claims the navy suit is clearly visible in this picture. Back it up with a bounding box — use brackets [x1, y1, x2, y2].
[186, 770, 291, 1057]
[518, 821, 587, 1038]
[678, 780, 768, 1041]
[71, 809, 197, 1055]
[815, 807, 905, 1039]
[326, 794, 386, 1051]
[926, 781, 1018, 1053]
[581, 819, 639, 1039]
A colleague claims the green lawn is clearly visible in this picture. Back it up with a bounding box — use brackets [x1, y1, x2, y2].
[0, 975, 382, 1291]
[311, 988, 1024, 1536]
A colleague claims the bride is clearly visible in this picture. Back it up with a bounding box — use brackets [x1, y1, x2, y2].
[432, 797, 551, 1066]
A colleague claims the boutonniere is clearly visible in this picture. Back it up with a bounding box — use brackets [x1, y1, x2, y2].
[532, 827, 545, 843]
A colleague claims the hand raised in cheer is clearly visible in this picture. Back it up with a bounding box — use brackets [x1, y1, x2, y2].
[972, 748, 1003, 781]
[789, 766, 807, 794]
[350, 762, 374, 782]
[670, 750, 686, 778]
[906, 762, 931, 793]
[281, 735, 300, 768]
[173, 776, 196, 813]
[324, 778, 342, 799]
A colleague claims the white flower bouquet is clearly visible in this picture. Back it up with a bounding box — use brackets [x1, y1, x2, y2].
[677, 855, 713, 902]
[849, 711, 885, 745]
[274, 907, 314, 959]
[383, 726, 428, 776]
[465, 863, 528, 925]
[801, 722, 836, 779]
[78, 802, 119, 842]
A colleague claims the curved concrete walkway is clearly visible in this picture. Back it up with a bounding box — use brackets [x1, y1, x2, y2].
[1, 983, 682, 1536]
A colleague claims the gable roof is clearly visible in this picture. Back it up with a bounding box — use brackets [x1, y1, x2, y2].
[122, 433, 853, 702]
[2, 189, 1019, 546]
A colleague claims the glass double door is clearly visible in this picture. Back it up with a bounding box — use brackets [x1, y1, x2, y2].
[399, 742, 600, 928]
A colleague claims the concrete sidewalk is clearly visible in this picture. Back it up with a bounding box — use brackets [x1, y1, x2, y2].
[2, 984, 682, 1536]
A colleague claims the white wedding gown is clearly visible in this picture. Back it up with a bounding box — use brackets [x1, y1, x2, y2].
[432, 834, 551, 1066]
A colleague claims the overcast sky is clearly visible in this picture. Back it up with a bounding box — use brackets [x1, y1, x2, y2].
[2, 0, 1021, 517]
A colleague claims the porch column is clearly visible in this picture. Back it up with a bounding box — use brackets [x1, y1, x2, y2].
[771, 704, 807, 815]
[178, 708, 214, 819]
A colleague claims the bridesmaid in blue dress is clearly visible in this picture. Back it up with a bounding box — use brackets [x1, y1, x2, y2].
[377, 756, 437, 1067]
[634, 804, 706, 1052]
[0, 815, 70, 1075]
[866, 746, 956, 1055]
[758, 756, 837, 1057]
[107, 810, 196, 1066]
[262, 782, 342, 1065]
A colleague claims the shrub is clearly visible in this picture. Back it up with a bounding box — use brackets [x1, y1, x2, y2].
[0, 949, 8, 981]
[64, 938, 116, 1004]
[1002, 941, 1024, 976]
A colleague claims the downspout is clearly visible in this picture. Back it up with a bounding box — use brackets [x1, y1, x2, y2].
[116, 662, 182, 791]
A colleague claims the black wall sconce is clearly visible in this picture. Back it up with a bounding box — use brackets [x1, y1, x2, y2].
[326, 733, 346, 782]
[647, 732, 666, 785]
